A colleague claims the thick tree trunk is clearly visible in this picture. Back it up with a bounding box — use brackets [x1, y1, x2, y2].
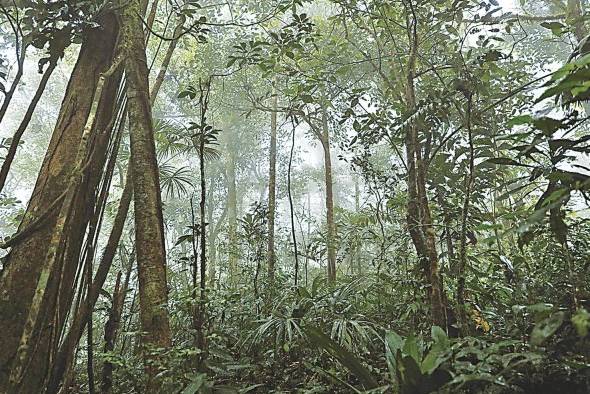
[120, 0, 172, 388]
[47, 7, 179, 387]
[0, 15, 120, 393]
[47, 165, 133, 393]
[320, 104, 337, 282]
[267, 86, 278, 287]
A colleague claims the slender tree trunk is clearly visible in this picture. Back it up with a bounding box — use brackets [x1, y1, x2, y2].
[120, 0, 171, 387]
[101, 254, 134, 394]
[306, 192, 311, 286]
[0, 60, 57, 194]
[568, 0, 588, 42]
[208, 203, 227, 288]
[145, 0, 160, 38]
[267, 84, 278, 287]
[86, 219, 98, 394]
[288, 123, 300, 285]
[456, 97, 474, 336]
[197, 134, 207, 355]
[150, 15, 185, 106]
[100, 271, 122, 394]
[0, 41, 25, 126]
[0, 15, 121, 393]
[227, 151, 238, 287]
[320, 104, 337, 282]
[403, 14, 446, 328]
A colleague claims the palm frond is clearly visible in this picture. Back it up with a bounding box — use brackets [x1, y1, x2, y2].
[159, 164, 193, 198]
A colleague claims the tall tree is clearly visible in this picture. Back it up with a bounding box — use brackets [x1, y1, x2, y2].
[0, 13, 121, 392]
[227, 149, 238, 287]
[320, 100, 337, 282]
[119, 0, 172, 386]
[267, 84, 278, 286]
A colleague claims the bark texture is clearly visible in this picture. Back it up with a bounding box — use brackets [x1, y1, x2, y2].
[0, 15, 120, 392]
[320, 104, 337, 282]
[227, 150, 238, 287]
[120, 0, 172, 387]
[267, 87, 278, 286]
[403, 15, 446, 328]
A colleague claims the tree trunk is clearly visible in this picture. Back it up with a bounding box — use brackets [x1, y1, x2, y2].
[567, 0, 588, 43]
[46, 7, 179, 386]
[120, 0, 171, 387]
[227, 151, 238, 287]
[0, 14, 121, 393]
[150, 15, 185, 106]
[267, 85, 278, 287]
[320, 104, 337, 282]
[403, 15, 446, 328]
[101, 254, 134, 394]
[0, 59, 57, 194]
[100, 271, 122, 394]
[208, 201, 227, 289]
[288, 123, 300, 285]
[0, 40, 25, 126]
[456, 97, 475, 336]
[47, 165, 133, 393]
[197, 131, 207, 355]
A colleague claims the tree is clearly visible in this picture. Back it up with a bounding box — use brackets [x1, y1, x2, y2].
[120, 0, 172, 385]
[0, 12, 121, 392]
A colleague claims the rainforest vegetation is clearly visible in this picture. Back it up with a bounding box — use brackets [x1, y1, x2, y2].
[0, 0, 590, 392]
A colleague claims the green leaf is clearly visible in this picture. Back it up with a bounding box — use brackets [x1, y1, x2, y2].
[402, 334, 421, 364]
[531, 311, 565, 345]
[485, 157, 525, 166]
[385, 331, 403, 385]
[572, 308, 590, 337]
[507, 115, 534, 127]
[540, 21, 566, 36]
[532, 117, 564, 136]
[304, 326, 378, 389]
[181, 373, 207, 394]
[301, 94, 314, 103]
[430, 326, 448, 347]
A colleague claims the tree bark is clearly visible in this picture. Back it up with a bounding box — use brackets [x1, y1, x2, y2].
[456, 97, 475, 336]
[267, 85, 278, 287]
[46, 164, 133, 393]
[197, 123, 207, 355]
[46, 6, 180, 387]
[403, 13, 446, 328]
[0, 14, 121, 393]
[227, 150, 238, 287]
[288, 122, 300, 285]
[120, 0, 172, 387]
[320, 103, 337, 282]
[101, 254, 134, 394]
